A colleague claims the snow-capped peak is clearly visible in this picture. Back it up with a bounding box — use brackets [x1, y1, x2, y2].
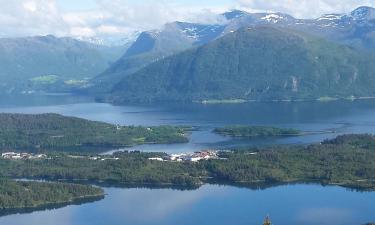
[261, 14, 284, 23]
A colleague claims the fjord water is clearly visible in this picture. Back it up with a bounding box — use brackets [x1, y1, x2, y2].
[1, 95, 375, 225]
[1, 95, 375, 152]
[0, 184, 374, 225]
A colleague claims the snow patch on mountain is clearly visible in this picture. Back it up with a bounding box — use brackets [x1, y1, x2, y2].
[181, 27, 199, 39]
[317, 14, 343, 21]
[261, 14, 284, 23]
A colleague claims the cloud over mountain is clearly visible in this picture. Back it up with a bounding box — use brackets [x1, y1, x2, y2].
[1, 0, 375, 38]
[236, 0, 375, 18]
[0, 0, 226, 38]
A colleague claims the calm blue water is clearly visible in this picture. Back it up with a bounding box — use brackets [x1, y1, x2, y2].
[0, 95, 375, 225]
[0, 184, 374, 225]
[1, 95, 375, 153]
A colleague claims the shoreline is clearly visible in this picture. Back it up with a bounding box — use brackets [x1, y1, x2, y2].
[197, 96, 375, 105]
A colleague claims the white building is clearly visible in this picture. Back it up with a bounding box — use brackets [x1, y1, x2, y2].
[148, 157, 164, 161]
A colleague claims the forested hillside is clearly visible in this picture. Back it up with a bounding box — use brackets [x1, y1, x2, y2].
[110, 27, 375, 103]
[0, 35, 125, 94]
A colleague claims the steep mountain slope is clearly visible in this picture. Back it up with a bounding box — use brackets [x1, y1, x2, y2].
[109, 27, 375, 103]
[0, 35, 125, 94]
[91, 22, 225, 93]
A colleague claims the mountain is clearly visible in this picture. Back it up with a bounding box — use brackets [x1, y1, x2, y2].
[109, 27, 375, 103]
[0, 35, 126, 94]
[74, 31, 141, 47]
[91, 6, 375, 95]
[90, 22, 226, 93]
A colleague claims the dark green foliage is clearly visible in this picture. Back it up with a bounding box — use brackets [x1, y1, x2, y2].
[204, 141, 375, 190]
[0, 113, 188, 151]
[1, 134, 375, 190]
[0, 179, 103, 210]
[0, 152, 204, 188]
[214, 125, 301, 137]
[110, 27, 375, 103]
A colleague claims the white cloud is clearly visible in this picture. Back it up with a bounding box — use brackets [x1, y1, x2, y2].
[23, 1, 37, 12]
[236, 0, 375, 18]
[1, 0, 375, 38]
[0, 0, 67, 37]
[0, 0, 228, 38]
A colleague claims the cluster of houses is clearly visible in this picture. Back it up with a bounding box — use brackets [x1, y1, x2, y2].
[149, 150, 219, 162]
[67, 155, 120, 161]
[1, 152, 47, 160]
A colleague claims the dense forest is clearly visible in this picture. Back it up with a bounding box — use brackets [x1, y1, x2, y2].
[0, 152, 202, 188]
[1, 134, 375, 190]
[213, 125, 301, 137]
[0, 113, 188, 152]
[0, 179, 103, 210]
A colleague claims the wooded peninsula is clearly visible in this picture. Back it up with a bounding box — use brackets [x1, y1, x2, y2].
[0, 113, 188, 152]
[0, 179, 103, 212]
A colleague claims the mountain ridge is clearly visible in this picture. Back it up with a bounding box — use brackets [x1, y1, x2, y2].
[0, 35, 126, 94]
[89, 6, 375, 95]
[108, 26, 375, 103]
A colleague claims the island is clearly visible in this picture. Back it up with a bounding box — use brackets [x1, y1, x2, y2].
[0, 134, 374, 191]
[0, 179, 103, 212]
[213, 125, 302, 137]
[0, 113, 189, 152]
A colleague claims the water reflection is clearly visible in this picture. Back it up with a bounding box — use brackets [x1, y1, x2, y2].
[0, 195, 104, 217]
[295, 207, 354, 225]
[0, 184, 374, 225]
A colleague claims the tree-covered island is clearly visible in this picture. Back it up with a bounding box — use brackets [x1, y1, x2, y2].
[213, 125, 302, 137]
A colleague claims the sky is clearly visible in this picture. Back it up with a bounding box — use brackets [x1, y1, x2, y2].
[0, 0, 375, 38]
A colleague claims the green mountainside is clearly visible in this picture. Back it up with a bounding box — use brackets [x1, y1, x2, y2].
[0, 35, 125, 94]
[109, 27, 375, 103]
[90, 23, 224, 94]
